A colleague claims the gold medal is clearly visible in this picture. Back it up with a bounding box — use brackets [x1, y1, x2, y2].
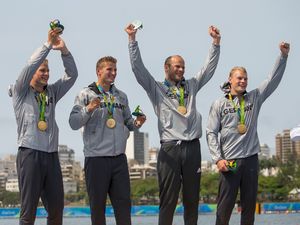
[38, 120, 47, 131]
[177, 106, 187, 115]
[106, 118, 116, 129]
[237, 124, 247, 134]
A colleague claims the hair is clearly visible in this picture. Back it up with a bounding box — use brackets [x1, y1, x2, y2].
[164, 55, 183, 66]
[164, 56, 173, 66]
[96, 56, 117, 71]
[41, 59, 48, 66]
[228, 66, 247, 77]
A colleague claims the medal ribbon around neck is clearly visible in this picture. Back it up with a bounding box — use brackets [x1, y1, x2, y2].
[37, 92, 47, 122]
[228, 93, 245, 125]
[163, 80, 185, 107]
[97, 83, 115, 119]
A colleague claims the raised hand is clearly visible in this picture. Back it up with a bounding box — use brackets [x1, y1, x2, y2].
[279, 42, 290, 56]
[47, 29, 69, 55]
[47, 28, 61, 46]
[125, 23, 138, 42]
[209, 25, 221, 45]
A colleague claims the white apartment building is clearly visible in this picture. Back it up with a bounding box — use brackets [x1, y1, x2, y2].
[129, 164, 157, 180]
[63, 178, 77, 193]
[5, 178, 19, 192]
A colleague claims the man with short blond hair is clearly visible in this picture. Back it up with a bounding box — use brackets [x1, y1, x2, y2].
[69, 56, 146, 225]
[11, 28, 78, 225]
[206, 42, 290, 225]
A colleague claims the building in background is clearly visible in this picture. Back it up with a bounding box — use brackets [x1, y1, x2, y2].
[5, 178, 19, 192]
[275, 133, 283, 162]
[58, 145, 84, 193]
[125, 131, 160, 180]
[276, 129, 300, 163]
[126, 130, 149, 165]
[129, 164, 157, 180]
[201, 160, 213, 173]
[0, 155, 17, 191]
[148, 147, 158, 168]
[58, 144, 75, 163]
[259, 144, 271, 160]
[0, 172, 7, 191]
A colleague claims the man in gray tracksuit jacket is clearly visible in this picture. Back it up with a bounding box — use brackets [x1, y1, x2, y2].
[206, 42, 290, 225]
[125, 24, 221, 225]
[69, 56, 146, 225]
[11, 29, 78, 225]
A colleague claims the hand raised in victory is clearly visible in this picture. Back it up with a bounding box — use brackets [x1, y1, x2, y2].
[279, 42, 290, 56]
[209, 25, 221, 45]
[125, 23, 138, 42]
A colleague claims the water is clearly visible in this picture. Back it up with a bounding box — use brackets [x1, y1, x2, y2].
[1, 213, 300, 225]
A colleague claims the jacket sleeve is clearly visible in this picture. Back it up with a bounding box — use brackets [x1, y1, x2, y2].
[69, 90, 93, 130]
[257, 54, 287, 105]
[191, 44, 220, 92]
[122, 95, 137, 131]
[14, 43, 51, 98]
[206, 100, 223, 163]
[128, 41, 158, 105]
[52, 52, 78, 103]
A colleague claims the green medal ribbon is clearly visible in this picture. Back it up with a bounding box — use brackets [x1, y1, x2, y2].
[97, 84, 115, 119]
[38, 92, 47, 121]
[163, 80, 185, 107]
[228, 94, 245, 125]
[179, 86, 184, 106]
[103, 94, 115, 119]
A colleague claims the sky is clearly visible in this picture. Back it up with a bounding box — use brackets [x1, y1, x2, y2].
[1, 0, 300, 164]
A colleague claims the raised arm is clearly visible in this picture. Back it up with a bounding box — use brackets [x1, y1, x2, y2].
[192, 26, 221, 92]
[51, 36, 78, 103]
[14, 29, 61, 97]
[256, 42, 290, 104]
[125, 23, 158, 103]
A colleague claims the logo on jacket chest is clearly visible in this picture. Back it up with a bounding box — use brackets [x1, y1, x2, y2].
[165, 89, 189, 99]
[99, 102, 126, 110]
[222, 103, 254, 116]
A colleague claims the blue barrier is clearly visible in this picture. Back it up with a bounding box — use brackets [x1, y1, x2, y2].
[262, 202, 300, 212]
[0, 203, 299, 218]
[0, 205, 214, 218]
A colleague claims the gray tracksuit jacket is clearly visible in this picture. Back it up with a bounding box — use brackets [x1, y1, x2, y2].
[11, 42, 78, 153]
[129, 41, 220, 141]
[69, 82, 139, 157]
[206, 54, 288, 163]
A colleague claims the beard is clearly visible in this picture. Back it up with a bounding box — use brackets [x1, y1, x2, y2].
[168, 73, 183, 83]
[38, 78, 48, 87]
